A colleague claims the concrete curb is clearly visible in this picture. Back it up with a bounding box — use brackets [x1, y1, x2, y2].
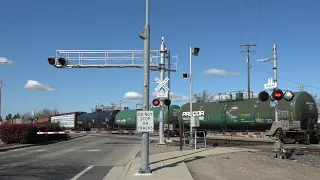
[0, 144, 35, 152]
[119, 147, 142, 180]
[0, 134, 88, 152]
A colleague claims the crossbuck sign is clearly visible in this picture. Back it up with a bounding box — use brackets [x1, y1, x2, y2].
[154, 77, 170, 98]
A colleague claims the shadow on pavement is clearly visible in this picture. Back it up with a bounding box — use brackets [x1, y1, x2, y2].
[151, 156, 204, 172]
[150, 148, 209, 165]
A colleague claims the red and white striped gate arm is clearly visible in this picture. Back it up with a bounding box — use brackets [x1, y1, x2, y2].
[37, 130, 136, 135]
[209, 131, 263, 136]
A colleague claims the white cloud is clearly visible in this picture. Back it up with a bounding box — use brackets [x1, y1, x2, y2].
[123, 91, 189, 102]
[0, 57, 13, 64]
[24, 80, 55, 92]
[123, 92, 142, 100]
[203, 68, 239, 77]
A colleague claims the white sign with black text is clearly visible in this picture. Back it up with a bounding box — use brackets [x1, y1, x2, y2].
[136, 110, 154, 132]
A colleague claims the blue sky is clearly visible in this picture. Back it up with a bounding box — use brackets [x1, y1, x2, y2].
[0, 0, 320, 116]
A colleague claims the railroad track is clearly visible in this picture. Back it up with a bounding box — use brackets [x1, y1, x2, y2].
[294, 147, 320, 155]
[170, 138, 274, 147]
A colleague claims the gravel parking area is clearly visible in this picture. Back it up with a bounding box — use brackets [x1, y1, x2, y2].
[186, 151, 320, 180]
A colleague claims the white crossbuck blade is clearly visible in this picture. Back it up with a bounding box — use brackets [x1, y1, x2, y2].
[154, 77, 169, 91]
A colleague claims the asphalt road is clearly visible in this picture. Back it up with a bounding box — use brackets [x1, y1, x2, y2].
[0, 134, 143, 180]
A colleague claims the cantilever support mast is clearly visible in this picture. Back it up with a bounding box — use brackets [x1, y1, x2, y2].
[52, 49, 178, 71]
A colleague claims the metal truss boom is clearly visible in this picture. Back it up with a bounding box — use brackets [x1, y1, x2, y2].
[53, 49, 178, 71]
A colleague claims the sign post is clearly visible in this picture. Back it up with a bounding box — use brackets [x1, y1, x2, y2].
[154, 76, 170, 145]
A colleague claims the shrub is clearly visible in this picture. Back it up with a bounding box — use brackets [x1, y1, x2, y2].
[0, 124, 70, 144]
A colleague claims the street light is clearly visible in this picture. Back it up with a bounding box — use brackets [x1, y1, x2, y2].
[183, 46, 200, 147]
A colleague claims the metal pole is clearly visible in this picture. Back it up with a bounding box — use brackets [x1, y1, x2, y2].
[139, 0, 151, 174]
[158, 37, 166, 145]
[0, 80, 2, 121]
[240, 44, 256, 99]
[189, 46, 193, 145]
[167, 51, 171, 140]
[247, 49, 251, 99]
[273, 44, 279, 122]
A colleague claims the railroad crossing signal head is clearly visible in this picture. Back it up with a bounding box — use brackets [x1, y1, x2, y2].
[182, 73, 189, 79]
[258, 91, 269, 102]
[47, 57, 69, 66]
[152, 99, 160, 106]
[48, 58, 55, 65]
[164, 98, 171, 106]
[283, 91, 294, 101]
[272, 89, 283, 101]
[57, 57, 68, 66]
[191, 47, 200, 56]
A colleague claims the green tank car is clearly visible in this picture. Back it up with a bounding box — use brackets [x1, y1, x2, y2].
[178, 91, 319, 144]
[114, 105, 180, 130]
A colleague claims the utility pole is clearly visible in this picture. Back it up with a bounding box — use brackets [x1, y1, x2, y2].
[158, 37, 166, 145]
[240, 44, 256, 99]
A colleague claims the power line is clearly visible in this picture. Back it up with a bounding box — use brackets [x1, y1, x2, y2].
[240, 0, 248, 44]
[251, 64, 320, 90]
[252, 1, 263, 42]
[254, 0, 272, 44]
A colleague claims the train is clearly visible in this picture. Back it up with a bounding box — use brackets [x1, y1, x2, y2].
[50, 91, 319, 144]
[178, 91, 319, 144]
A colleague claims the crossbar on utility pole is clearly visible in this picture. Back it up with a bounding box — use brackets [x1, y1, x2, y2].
[240, 43, 256, 99]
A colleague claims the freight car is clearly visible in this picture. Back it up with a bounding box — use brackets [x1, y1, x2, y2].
[76, 110, 120, 131]
[178, 91, 319, 144]
[74, 105, 181, 132]
[114, 105, 181, 132]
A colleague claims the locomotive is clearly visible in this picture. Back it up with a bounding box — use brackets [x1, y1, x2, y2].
[74, 91, 319, 144]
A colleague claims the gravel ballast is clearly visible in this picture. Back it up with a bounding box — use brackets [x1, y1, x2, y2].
[186, 151, 320, 180]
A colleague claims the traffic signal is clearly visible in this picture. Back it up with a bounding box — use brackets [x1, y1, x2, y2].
[283, 91, 294, 101]
[192, 47, 200, 56]
[182, 73, 189, 79]
[48, 57, 69, 66]
[57, 57, 68, 66]
[152, 99, 160, 106]
[164, 98, 171, 106]
[48, 58, 55, 65]
[272, 89, 283, 101]
[258, 91, 269, 102]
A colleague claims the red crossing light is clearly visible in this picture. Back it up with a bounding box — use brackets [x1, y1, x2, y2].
[258, 91, 269, 102]
[48, 58, 55, 65]
[272, 89, 283, 101]
[152, 99, 160, 106]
